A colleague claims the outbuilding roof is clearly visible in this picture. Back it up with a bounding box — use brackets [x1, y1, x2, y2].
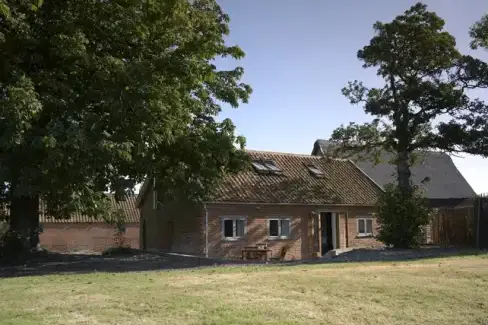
[312, 139, 477, 200]
[39, 195, 138, 224]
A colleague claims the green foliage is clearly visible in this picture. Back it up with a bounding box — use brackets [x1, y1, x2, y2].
[436, 14, 488, 156]
[375, 184, 431, 248]
[328, 3, 474, 248]
[0, 0, 251, 240]
[469, 14, 488, 50]
[328, 3, 469, 192]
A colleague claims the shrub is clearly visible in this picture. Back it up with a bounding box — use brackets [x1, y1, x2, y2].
[375, 183, 431, 248]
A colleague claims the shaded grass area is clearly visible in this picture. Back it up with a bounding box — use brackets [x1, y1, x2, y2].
[1, 255, 488, 325]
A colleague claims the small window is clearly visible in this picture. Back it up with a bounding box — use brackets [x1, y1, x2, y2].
[307, 164, 325, 178]
[268, 218, 291, 238]
[222, 217, 246, 240]
[357, 218, 373, 237]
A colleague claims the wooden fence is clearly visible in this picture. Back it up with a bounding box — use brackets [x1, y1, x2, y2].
[422, 194, 488, 248]
[475, 194, 488, 249]
[429, 205, 475, 247]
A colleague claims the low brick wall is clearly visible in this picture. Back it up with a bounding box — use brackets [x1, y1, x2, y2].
[40, 223, 140, 252]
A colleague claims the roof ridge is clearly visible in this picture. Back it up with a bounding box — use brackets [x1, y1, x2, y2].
[246, 149, 349, 161]
[314, 139, 451, 157]
[246, 149, 317, 157]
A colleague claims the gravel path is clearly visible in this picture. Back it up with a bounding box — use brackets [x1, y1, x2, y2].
[299, 247, 482, 265]
[0, 247, 483, 278]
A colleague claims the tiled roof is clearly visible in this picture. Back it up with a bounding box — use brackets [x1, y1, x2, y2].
[39, 195, 138, 224]
[312, 139, 477, 200]
[210, 150, 382, 205]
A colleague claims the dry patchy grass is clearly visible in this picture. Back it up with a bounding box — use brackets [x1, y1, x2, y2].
[1, 255, 488, 325]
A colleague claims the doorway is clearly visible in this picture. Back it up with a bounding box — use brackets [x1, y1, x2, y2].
[320, 212, 333, 255]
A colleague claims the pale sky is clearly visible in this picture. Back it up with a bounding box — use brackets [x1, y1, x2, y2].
[215, 0, 488, 194]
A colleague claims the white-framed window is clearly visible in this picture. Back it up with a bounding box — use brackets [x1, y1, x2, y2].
[357, 218, 374, 237]
[268, 218, 291, 239]
[221, 217, 247, 240]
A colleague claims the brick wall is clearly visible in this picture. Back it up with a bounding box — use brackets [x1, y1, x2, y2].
[206, 204, 309, 260]
[40, 223, 139, 252]
[139, 187, 204, 255]
[345, 214, 383, 248]
[334, 208, 383, 248]
[139, 194, 383, 259]
[168, 204, 204, 255]
[206, 204, 383, 260]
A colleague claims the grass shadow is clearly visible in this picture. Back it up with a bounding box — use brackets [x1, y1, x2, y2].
[1, 247, 487, 279]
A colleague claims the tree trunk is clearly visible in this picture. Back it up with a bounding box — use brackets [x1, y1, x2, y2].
[396, 151, 413, 194]
[6, 196, 40, 255]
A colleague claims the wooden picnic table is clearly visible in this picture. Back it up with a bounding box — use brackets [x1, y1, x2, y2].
[241, 246, 272, 261]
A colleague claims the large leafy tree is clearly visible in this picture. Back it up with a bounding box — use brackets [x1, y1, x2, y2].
[329, 3, 468, 194]
[326, 3, 474, 247]
[0, 0, 251, 254]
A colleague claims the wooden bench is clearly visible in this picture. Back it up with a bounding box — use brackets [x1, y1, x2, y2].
[241, 245, 271, 261]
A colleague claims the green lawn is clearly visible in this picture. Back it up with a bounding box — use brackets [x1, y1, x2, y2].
[1, 255, 488, 325]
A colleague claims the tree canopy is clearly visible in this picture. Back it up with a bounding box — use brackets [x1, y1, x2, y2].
[436, 14, 488, 156]
[328, 3, 469, 193]
[0, 0, 251, 252]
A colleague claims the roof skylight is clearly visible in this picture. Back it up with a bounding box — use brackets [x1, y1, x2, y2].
[251, 160, 268, 172]
[252, 159, 283, 175]
[307, 164, 325, 178]
[263, 160, 282, 173]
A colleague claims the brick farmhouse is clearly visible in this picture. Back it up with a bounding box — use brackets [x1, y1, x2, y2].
[137, 151, 385, 261]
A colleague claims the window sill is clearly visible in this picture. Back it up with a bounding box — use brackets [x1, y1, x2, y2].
[267, 236, 292, 241]
[222, 237, 246, 242]
[356, 234, 374, 239]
